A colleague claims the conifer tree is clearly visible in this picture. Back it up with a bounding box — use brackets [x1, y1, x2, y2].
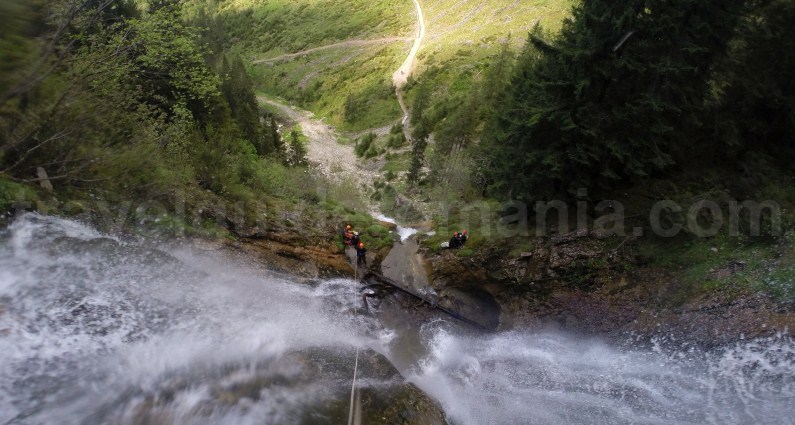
[411, 80, 430, 125]
[478, 38, 516, 118]
[482, 0, 747, 199]
[220, 56, 260, 144]
[269, 116, 285, 157]
[407, 118, 431, 187]
[715, 0, 795, 160]
[288, 129, 308, 167]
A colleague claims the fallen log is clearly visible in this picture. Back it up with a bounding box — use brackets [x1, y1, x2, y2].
[361, 271, 489, 331]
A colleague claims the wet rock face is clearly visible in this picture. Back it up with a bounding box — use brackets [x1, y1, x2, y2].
[382, 239, 500, 330]
[422, 231, 622, 330]
[291, 348, 447, 425]
[424, 232, 794, 346]
[111, 348, 447, 425]
[425, 231, 631, 333]
[627, 293, 795, 349]
[307, 382, 447, 425]
[377, 220, 398, 231]
[229, 231, 353, 279]
[435, 286, 501, 330]
[498, 234, 617, 285]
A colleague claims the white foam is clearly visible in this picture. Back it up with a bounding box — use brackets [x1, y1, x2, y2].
[0, 215, 376, 424]
[372, 213, 418, 242]
[407, 329, 795, 425]
[3, 215, 792, 425]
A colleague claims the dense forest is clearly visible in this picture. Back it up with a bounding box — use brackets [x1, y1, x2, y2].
[408, 0, 794, 205]
[2, 0, 794, 251]
[0, 0, 324, 233]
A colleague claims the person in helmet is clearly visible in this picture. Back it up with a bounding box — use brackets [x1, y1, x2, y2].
[350, 231, 361, 247]
[342, 224, 354, 245]
[448, 231, 462, 249]
[355, 242, 367, 265]
[459, 229, 468, 245]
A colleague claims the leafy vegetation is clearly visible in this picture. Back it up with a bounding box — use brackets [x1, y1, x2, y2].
[354, 132, 377, 158]
[1, 0, 793, 304]
[480, 0, 751, 198]
[392, 0, 795, 303]
[0, 0, 365, 237]
[400, 1, 793, 204]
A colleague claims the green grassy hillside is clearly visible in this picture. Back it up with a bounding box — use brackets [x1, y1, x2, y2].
[183, 1, 574, 132]
[207, 0, 413, 58]
[252, 43, 406, 131]
[183, 0, 416, 130]
[412, 0, 574, 97]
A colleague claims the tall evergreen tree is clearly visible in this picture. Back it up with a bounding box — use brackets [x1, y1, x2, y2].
[482, 0, 747, 199]
[287, 129, 308, 167]
[267, 115, 285, 158]
[220, 56, 260, 143]
[411, 80, 431, 126]
[478, 38, 516, 119]
[714, 0, 795, 162]
[407, 118, 431, 187]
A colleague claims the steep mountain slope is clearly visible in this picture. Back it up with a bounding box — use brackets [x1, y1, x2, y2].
[414, 0, 574, 92]
[195, 0, 417, 131]
[187, 1, 573, 132]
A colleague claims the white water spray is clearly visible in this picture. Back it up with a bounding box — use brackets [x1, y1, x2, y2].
[0, 214, 379, 425]
[407, 327, 793, 425]
[1, 215, 792, 425]
[372, 213, 418, 242]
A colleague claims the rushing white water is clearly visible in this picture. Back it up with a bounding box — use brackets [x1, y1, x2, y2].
[0, 214, 384, 425]
[407, 327, 794, 425]
[372, 213, 418, 242]
[1, 215, 793, 425]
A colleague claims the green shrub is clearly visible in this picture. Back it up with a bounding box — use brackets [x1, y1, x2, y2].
[0, 178, 37, 213]
[387, 132, 406, 149]
[364, 146, 379, 159]
[364, 223, 395, 249]
[355, 132, 376, 157]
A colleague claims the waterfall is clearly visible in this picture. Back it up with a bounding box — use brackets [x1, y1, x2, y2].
[0, 214, 384, 425]
[1, 214, 791, 425]
[406, 326, 793, 425]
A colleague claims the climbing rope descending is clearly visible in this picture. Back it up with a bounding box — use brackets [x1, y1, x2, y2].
[347, 258, 362, 425]
[347, 346, 361, 425]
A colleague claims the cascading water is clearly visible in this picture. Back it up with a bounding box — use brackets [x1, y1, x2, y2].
[0, 214, 389, 425]
[407, 328, 793, 425]
[372, 214, 417, 242]
[1, 214, 792, 425]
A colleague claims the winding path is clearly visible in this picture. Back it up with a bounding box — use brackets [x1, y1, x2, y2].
[253, 37, 410, 65]
[393, 0, 426, 132]
[255, 0, 427, 192]
[392, 0, 426, 90]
